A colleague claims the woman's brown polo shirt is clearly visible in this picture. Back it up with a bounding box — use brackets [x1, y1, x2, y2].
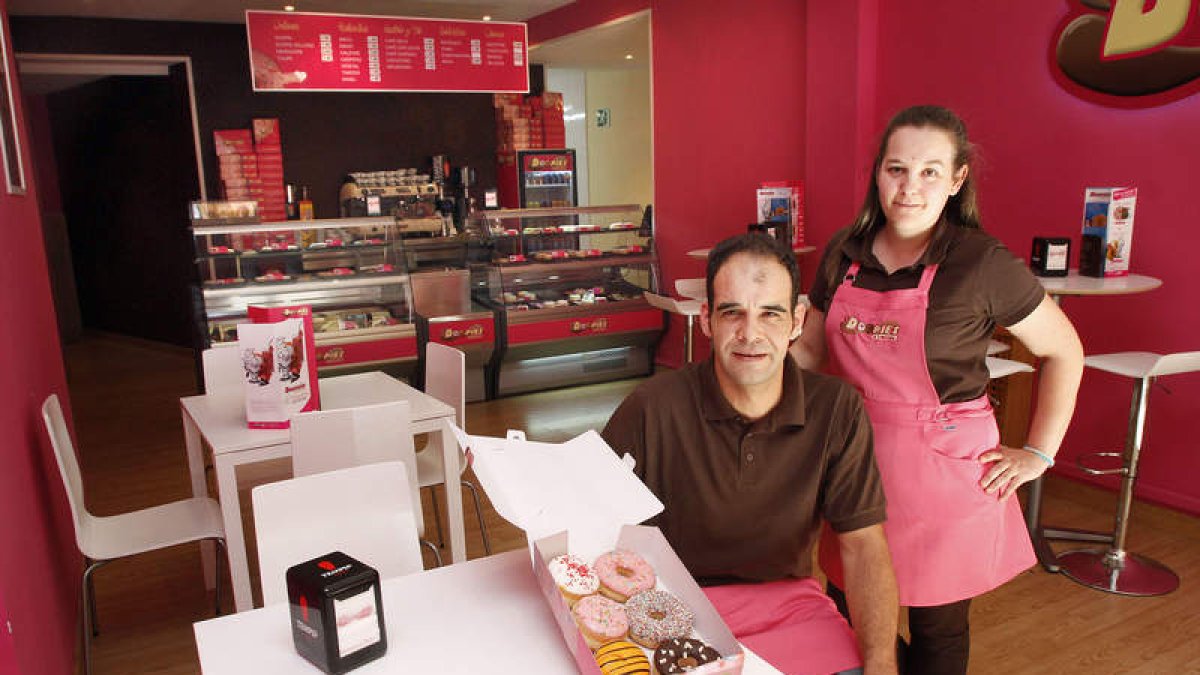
[601, 357, 886, 585]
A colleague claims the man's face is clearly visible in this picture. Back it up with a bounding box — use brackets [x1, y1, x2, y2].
[700, 252, 804, 392]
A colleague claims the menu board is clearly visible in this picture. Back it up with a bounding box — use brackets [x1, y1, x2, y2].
[246, 10, 529, 93]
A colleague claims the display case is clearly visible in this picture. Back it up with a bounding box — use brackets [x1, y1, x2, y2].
[402, 235, 498, 402]
[466, 204, 664, 396]
[190, 211, 419, 378]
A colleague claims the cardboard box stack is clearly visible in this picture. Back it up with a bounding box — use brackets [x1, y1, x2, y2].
[494, 93, 567, 207]
[253, 118, 288, 223]
[214, 118, 288, 224]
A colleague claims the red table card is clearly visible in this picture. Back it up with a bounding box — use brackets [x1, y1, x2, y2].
[246, 10, 529, 93]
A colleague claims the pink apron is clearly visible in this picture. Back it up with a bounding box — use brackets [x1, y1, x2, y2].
[705, 578, 862, 674]
[819, 262, 1034, 607]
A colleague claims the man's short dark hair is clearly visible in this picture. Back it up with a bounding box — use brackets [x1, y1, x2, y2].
[705, 233, 800, 310]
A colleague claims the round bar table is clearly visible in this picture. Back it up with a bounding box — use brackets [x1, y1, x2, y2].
[1026, 270, 1162, 573]
[688, 244, 817, 259]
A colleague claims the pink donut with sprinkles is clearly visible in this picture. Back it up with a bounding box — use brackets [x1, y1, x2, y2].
[572, 594, 629, 649]
[594, 549, 656, 602]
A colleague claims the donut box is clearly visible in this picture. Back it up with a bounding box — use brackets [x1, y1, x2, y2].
[453, 426, 745, 675]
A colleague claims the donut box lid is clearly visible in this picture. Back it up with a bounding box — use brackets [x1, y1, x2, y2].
[449, 424, 663, 556]
[449, 423, 745, 675]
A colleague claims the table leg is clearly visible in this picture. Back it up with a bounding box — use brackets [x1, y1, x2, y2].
[437, 418, 467, 564]
[182, 406, 216, 590]
[215, 455, 255, 611]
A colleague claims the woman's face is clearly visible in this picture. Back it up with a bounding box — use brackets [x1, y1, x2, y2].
[876, 126, 968, 236]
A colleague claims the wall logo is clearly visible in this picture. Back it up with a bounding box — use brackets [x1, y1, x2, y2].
[1053, 0, 1200, 106]
[839, 316, 901, 341]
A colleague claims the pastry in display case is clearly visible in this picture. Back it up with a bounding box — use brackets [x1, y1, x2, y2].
[190, 204, 418, 379]
[465, 204, 664, 397]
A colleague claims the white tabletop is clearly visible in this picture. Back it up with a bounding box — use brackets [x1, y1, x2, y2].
[1037, 270, 1162, 297]
[194, 550, 784, 674]
[687, 245, 817, 260]
[180, 371, 454, 456]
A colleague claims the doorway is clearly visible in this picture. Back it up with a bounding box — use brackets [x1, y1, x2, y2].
[18, 53, 205, 346]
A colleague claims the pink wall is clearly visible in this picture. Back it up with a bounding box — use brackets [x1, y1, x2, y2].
[531, 0, 808, 367]
[0, 2, 80, 673]
[811, 0, 1200, 515]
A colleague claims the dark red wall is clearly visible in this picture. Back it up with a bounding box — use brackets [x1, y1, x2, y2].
[804, 0, 1200, 515]
[531, 0, 807, 367]
[0, 2, 79, 673]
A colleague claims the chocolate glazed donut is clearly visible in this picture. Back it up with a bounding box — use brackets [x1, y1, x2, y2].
[653, 638, 720, 674]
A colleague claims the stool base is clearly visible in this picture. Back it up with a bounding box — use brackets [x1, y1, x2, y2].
[1057, 548, 1179, 596]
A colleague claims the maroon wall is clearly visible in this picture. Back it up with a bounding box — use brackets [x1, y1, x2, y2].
[531, 0, 807, 367]
[803, 0, 1200, 515]
[0, 2, 79, 673]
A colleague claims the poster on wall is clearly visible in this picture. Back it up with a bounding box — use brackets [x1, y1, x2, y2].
[246, 10, 529, 93]
[0, 19, 26, 195]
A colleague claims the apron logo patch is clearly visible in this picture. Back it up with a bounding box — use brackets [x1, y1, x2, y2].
[840, 316, 901, 341]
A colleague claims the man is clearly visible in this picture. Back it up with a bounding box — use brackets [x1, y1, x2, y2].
[602, 233, 898, 675]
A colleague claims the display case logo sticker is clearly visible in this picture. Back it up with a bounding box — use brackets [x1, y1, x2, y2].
[441, 323, 485, 341]
[571, 318, 609, 334]
[1052, 0, 1200, 106]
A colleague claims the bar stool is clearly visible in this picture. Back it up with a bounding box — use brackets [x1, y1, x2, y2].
[1055, 350, 1200, 596]
[675, 278, 706, 302]
[643, 291, 702, 363]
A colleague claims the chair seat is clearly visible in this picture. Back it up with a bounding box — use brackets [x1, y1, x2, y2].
[643, 291, 701, 317]
[987, 339, 1009, 356]
[1085, 351, 1200, 379]
[986, 356, 1034, 379]
[80, 497, 225, 561]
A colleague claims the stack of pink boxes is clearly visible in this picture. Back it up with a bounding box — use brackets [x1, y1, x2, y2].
[494, 93, 568, 207]
[252, 118, 287, 223]
[214, 118, 288, 223]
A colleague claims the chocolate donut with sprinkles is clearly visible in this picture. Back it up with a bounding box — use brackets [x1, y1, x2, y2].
[652, 637, 720, 674]
[625, 589, 694, 649]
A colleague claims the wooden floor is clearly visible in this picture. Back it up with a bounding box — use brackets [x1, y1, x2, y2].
[62, 333, 1200, 674]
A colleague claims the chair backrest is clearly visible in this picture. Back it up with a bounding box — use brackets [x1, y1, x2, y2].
[642, 290, 679, 313]
[252, 461, 425, 606]
[41, 394, 91, 553]
[425, 342, 465, 428]
[1150, 351, 1200, 378]
[675, 277, 706, 301]
[289, 401, 422, 534]
[202, 345, 244, 394]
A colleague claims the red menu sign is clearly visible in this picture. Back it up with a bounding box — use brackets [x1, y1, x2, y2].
[246, 10, 529, 93]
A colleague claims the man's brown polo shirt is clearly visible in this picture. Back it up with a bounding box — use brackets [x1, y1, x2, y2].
[601, 357, 886, 585]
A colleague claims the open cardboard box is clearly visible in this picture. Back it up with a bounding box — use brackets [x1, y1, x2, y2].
[451, 424, 745, 674]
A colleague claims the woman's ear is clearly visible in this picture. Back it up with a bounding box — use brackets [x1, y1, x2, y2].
[951, 165, 969, 195]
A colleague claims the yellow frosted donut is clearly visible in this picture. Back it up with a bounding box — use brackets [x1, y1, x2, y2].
[594, 640, 650, 675]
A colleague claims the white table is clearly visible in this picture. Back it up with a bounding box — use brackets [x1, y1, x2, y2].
[194, 550, 784, 674]
[182, 371, 461, 612]
[687, 245, 817, 260]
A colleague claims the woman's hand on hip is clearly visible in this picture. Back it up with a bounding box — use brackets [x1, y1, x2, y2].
[978, 445, 1049, 499]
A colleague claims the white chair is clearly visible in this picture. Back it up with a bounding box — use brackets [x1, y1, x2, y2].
[289, 401, 441, 567]
[41, 394, 227, 675]
[1054, 351, 1200, 596]
[675, 277, 706, 302]
[644, 291, 702, 363]
[987, 339, 1010, 356]
[252, 461, 425, 606]
[421, 342, 491, 555]
[202, 345, 243, 395]
[986, 356, 1034, 380]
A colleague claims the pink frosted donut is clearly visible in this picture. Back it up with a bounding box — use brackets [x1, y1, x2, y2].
[594, 549, 656, 602]
[572, 594, 628, 649]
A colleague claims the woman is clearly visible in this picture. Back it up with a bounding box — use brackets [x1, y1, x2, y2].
[792, 105, 1083, 674]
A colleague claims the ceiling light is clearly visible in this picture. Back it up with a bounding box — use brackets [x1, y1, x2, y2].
[283, 5, 295, 11]
[624, 54, 633, 60]
[482, 15, 492, 21]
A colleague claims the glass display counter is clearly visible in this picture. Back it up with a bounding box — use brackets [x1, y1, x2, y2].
[465, 204, 664, 396]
